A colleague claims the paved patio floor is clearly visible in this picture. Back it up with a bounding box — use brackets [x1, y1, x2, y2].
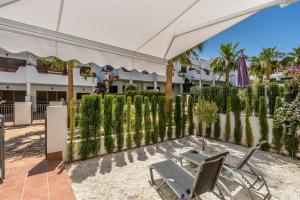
[67, 137, 300, 200]
[1, 125, 75, 200]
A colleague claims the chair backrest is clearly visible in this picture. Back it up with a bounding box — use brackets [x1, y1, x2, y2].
[191, 151, 229, 197]
[236, 140, 266, 169]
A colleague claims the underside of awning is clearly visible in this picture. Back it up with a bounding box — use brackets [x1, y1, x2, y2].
[0, 0, 296, 75]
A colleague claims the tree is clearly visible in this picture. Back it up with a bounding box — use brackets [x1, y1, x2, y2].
[174, 95, 182, 138]
[288, 46, 300, 66]
[134, 95, 143, 147]
[167, 98, 173, 139]
[272, 97, 283, 153]
[210, 42, 242, 87]
[151, 96, 158, 143]
[249, 47, 284, 81]
[104, 95, 115, 153]
[181, 95, 187, 136]
[167, 43, 205, 99]
[224, 96, 231, 142]
[232, 95, 242, 144]
[259, 96, 269, 151]
[144, 97, 152, 145]
[158, 96, 166, 141]
[114, 95, 126, 151]
[126, 97, 132, 149]
[245, 97, 253, 147]
[188, 95, 194, 135]
[196, 99, 218, 150]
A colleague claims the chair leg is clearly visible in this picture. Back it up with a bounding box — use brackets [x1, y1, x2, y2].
[216, 180, 235, 200]
[149, 167, 155, 185]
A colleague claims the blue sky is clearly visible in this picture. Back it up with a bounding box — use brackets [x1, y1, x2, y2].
[201, 2, 300, 60]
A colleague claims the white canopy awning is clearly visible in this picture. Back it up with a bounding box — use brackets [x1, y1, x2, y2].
[0, 0, 295, 75]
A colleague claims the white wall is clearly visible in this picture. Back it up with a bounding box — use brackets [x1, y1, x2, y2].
[46, 106, 68, 158]
[14, 102, 32, 125]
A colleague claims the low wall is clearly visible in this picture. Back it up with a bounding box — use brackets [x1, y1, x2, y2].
[46, 106, 68, 159]
[14, 102, 32, 125]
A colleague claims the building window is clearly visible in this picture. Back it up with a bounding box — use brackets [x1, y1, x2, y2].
[76, 93, 89, 100]
[109, 85, 118, 93]
[36, 91, 66, 104]
[0, 90, 26, 104]
[147, 86, 160, 91]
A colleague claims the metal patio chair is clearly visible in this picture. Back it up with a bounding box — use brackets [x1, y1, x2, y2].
[178, 140, 270, 200]
[149, 152, 234, 200]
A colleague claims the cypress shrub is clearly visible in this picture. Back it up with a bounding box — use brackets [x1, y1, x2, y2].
[267, 82, 279, 116]
[181, 95, 187, 136]
[205, 124, 212, 138]
[259, 96, 270, 151]
[245, 97, 253, 147]
[272, 97, 283, 153]
[69, 97, 76, 161]
[230, 86, 238, 97]
[254, 84, 265, 116]
[79, 95, 101, 159]
[134, 95, 143, 147]
[232, 95, 242, 144]
[144, 97, 152, 145]
[158, 96, 166, 141]
[285, 123, 299, 158]
[104, 95, 115, 153]
[151, 96, 158, 143]
[213, 114, 221, 140]
[166, 98, 173, 139]
[126, 96, 132, 149]
[114, 95, 126, 151]
[245, 86, 253, 113]
[188, 95, 194, 135]
[224, 96, 231, 142]
[210, 86, 219, 102]
[200, 87, 210, 100]
[221, 87, 230, 113]
[174, 95, 182, 138]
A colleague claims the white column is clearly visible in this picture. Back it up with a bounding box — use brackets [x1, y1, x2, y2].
[154, 81, 158, 90]
[198, 79, 202, 88]
[25, 82, 31, 102]
[129, 79, 133, 84]
[212, 74, 216, 86]
[180, 84, 183, 94]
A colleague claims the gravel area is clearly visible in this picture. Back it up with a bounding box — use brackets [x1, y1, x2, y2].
[67, 137, 300, 200]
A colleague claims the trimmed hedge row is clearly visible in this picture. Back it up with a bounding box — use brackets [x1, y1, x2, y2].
[78, 94, 190, 159]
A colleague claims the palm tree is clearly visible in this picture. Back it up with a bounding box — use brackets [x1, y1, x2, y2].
[165, 43, 205, 99]
[249, 47, 284, 81]
[259, 47, 284, 80]
[209, 42, 242, 87]
[249, 56, 264, 82]
[172, 43, 205, 70]
[288, 46, 300, 66]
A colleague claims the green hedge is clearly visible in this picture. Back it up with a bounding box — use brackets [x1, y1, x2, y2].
[166, 98, 173, 139]
[144, 97, 152, 145]
[125, 90, 164, 99]
[104, 95, 115, 153]
[259, 96, 269, 151]
[158, 96, 166, 141]
[126, 96, 132, 149]
[114, 95, 126, 151]
[79, 95, 102, 159]
[181, 95, 187, 136]
[224, 96, 231, 142]
[232, 95, 242, 144]
[134, 95, 143, 147]
[188, 95, 194, 135]
[151, 96, 158, 143]
[245, 97, 253, 147]
[174, 95, 182, 138]
[272, 96, 283, 153]
[267, 82, 279, 116]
